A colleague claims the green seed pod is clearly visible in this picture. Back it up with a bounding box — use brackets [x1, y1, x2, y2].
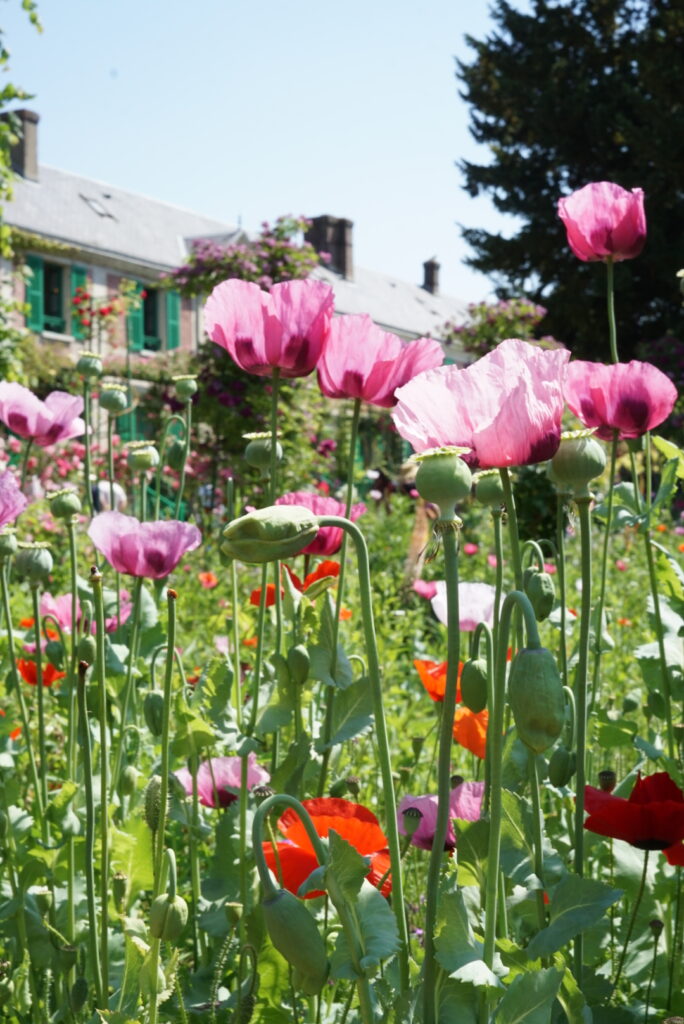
[61, 807, 81, 838]
[549, 430, 606, 498]
[165, 436, 185, 472]
[172, 374, 198, 402]
[15, 542, 53, 585]
[287, 644, 310, 685]
[45, 640, 65, 669]
[99, 383, 128, 414]
[120, 764, 139, 796]
[0, 528, 18, 559]
[144, 775, 163, 834]
[221, 506, 319, 564]
[508, 646, 565, 754]
[112, 872, 128, 912]
[414, 447, 472, 517]
[56, 944, 78, 973]
[524, 571, 556, 622]
[31, 886, 53, 916]
[126, 441, 160, 472]
[547, 746, 577, 787]
[261, 889, 328, 995]
[77, 634, 97, 664]
[48, 488, 82, 520]
[144, 690, 165, 737]
[76, 350, 103, 379]
[474, 469, 505, 508]
[149, 892, 189, 941]
[70, 977, 89, 1014]
[244, 432, 283, 474]
[460, 657, 488, 713]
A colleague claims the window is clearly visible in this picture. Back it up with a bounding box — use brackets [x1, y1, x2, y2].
[127, 284, 181, 352]
[25, 254, 87, 337]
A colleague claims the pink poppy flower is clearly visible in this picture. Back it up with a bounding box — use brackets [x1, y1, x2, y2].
[557, 181, 646, 262]
[0, 382, 85, 447]
[275, 491, 365, 556]
[393, 339, 569, 469]
[430, 581, 498, 631]
[317, 314, 444, 408]
[0, 469, 27, 528]
[564, 360, 677, 441]
[175, 753, 270, 808]
[413, 579, 438, 600]
[40, 592, 75, 632]
[204, 278, 334, 378]
[398, 780, 484, 850]
[88, 511, 201, 578]
[463, 542, 479, 556]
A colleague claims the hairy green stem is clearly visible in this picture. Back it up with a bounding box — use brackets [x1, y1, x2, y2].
[82, 382, 94, 515]
[175, 402, 192, 519]
[110, 576, 144, 803]
[31, 585, 49, 837]
[606, 258, 618, 364]
[90, 567, 110, 999]
[152, 589, 177, 897]
[590, 432, 618, 710]
[77, 660, 104, 1006]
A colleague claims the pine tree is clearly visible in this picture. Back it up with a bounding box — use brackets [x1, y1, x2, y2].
[458, 0, 684, 357]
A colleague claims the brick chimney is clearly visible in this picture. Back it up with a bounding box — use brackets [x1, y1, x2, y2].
[5, 109, 39, 181]
[422, 258, 440, 295]
[306, 215, 354, 280]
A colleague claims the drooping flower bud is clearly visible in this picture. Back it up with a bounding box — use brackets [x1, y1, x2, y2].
[244, 432, 283, 476]
[460, 658, 488, 713]
[549, 430, 606, 499]
[48, 488, 82, 520]
[112, 872, 128, 912]
[143, 691, 165, 738]
[474, 469, 505, 508]
[172, 374, 198, 402]
[523, 568, 556, 622]
[120, 765, 139, 796]
[76, 350, 103, 379]
[45, 640, 65, 669]
[70, 978, 90, 1014]
[149, 892, 189, 941]
[77, 634, 96, 664]
[547, 745, 577, 787]
[414, 446, 472, 518]
[508, 645, 565, 754]
[126, 441, 160, 472]
[165, 437, 185, 472]
[261, 889, 329, 994]
[221, 506, 319, 564]
[287, 644, 310, 685]
[15, 542, 53, 585]
[99, 382, 128, 415]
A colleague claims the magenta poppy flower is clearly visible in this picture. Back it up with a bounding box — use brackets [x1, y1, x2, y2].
[413, 579, 438, 601]
[88, 511, 201, 578]
[564, 360, 677, 441]
[398, 780, 484, 850]
[430, 580, 498, 631]
[317, 314, 444, 408]
[275, 491, 366, 556]
[0, 469, 27, 528]
[557, 181, 646, 262]
[175, 753, 270, 808]
[204, 278, 334, 378]
[393, 339, 569, 469]
[0, 382, 85, 447]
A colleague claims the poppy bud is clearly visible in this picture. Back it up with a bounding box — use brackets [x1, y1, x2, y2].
[244, 432, 283, 475]
[547, 745, 577, 787]
[523, 569, 556, 622]
[221, 506, 319, 564]
[144, 774, 163, 833]
[328, 778, 347, 798]
[598, 769, 617, 793]
[48, 488, 82, 520]
[31, 885, 52, 916]
[99, 383, 128, 414]
[149, 892, 189, 941]
[61, 807, 81, 838]
[77, 634, 97, 664]
[234, 993, 256, 1024]
[549, 430, 606, 498]
[474, 469, 505, 508]
[0, 528, 17, 559]
[287, 644, 310, 685]
[172, 374, 198, 402]
[411, 736, 425, 760]
[450, 774, 464, 789]
[45, 640, 65, 669]
[261, 889, 328, 994]
[76, 351, 103, 379]
[126, 441, 159, 472]
[165, 437, 185, 472]
[70, 977, 89, 1014]
[460, 658, 488, 713]
[508, 645, 565, 754]
[143, 691, 165, 737]
[113, 872, 128, 912]
[649, 918, 664, 938]
[120, 765, 139, 796]
[15, 542, 53, 585]
[414, 447, 472, 518]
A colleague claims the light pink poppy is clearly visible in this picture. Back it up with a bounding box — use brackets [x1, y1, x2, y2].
[398, 780, 484, 850]
[88, 511, 201, 579]
[0, 469, 27, 528]
[564, 360, 677, 441]
[557, 182, 646, 262]
[0, 382, 85, 447]
[393, 339, 569, 469]
[317, 314, 444, 408]
[413, 579, 438, 601]
[175, 753, 270, 808]
[204, 278, 334, 378]
[275, 491, 366, 556]
[430, 581, 498, 632]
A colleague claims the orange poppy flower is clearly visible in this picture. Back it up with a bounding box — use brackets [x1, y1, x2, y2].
[242, 636, 258, 648]
[19, 617, 35, 628]
[339, 606, 352, 621]
[263, 797, 391, 899]
[17, 659, 65, 687]
[0, 708, 20, 740]
[414, 659, 463, 702]
[198, 571, 219, 589]
[250, 561, 340, 607]
[453, 706, 488, 759]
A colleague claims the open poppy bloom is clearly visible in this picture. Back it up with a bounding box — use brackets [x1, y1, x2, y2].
[584, 772, 684, 857]
[17, 658, 65, 687]
[262, 797, 392, 898]
[398, 780, 484, 850]
[453, 707, 488, 759]
[564, 360, 677, 441]
[0, 469, 27, 527]
[414, 659, 462, 702]
[174, 753, 270, 808]
[88, 511, 201, 578]
[198, 571, 219, 589]
[557, 181, 646, 263]
[0, 382, 86, 447]
[250, 560, 340, 607]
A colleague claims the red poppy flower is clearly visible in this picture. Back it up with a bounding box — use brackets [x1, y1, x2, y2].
[17, 658, 66, 687]
[414, 659, 462, 702]
[584, 772, 684, 856]
[263, 797, 391, 899]
[453, 707, 488, 759]
[198, 571, 219, 590]
[250, 561, 340, 607]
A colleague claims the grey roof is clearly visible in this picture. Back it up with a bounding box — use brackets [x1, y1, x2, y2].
[5, 164, 244, 272]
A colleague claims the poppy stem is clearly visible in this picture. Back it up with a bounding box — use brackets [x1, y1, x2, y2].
[491, 508, 504, 639]
[612, 849, 649, 996]
[110, 576, 144, 805]
[555, 493, 569, 690]
[528, 751, 547, 932]
[19, 437, 33, 494]
[31, 584, 49, 840]
[498, 468, 524, 591]
[174, 401, 192, 520]
[644, 921, 661, 1024]
[252, 793, 329, 899]
[590, 430, 619, 712]
[151, 588, 178, 899]
[606, 257, 619, 364]
[82, 381, 94, 515]
[90, 566, 110, 999]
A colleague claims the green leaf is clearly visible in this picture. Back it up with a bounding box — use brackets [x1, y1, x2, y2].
[114, 932, 146, 1018]
[271, 733, 311, 795]
[438, 978, 480, 1024]
[308, 594, 353, 689]
[109, 814, 154, 906]
[526, 875, 622, 960]
[315, 675, 373, 752]
[435, 888, 501, 988]
[596, 714, 637, 749]
[170, 712, 216, 757]
[652, 435, 684, 478]
[329, 880, 399, 979]
[553, 954, 592, 1024]
[455, 818, 489, 888]
[326, 829, 369, 902]
[493, 966, 563, 1024]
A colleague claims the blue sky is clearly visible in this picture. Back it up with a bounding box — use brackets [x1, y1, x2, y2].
[2, 0, 528, 303]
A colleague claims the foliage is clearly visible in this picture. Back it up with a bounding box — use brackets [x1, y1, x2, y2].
[163, 215, 326, 297]
[636, 334, 684, 447]
[457, 0, 684, 357]
[441, 298, 562, 358]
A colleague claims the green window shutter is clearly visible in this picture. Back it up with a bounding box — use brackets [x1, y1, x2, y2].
[25, 253, 44, 331]
[127, 284, 144, 352]
[166, 290, 181, 350]
[70, 265, 88, 339]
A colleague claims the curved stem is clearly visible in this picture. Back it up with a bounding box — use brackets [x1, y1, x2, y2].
[252, 793, 329, 899]
[423, 520, 460, 1024]
[606, 258, 618, 364]
[317, 515, 409, 992]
